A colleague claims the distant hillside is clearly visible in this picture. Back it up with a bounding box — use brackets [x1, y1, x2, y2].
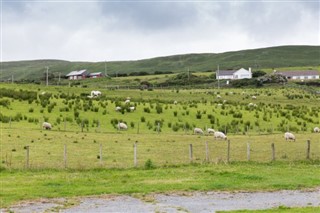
[1, 45, 319, 81]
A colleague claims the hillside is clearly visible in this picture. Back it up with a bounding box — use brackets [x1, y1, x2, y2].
[1, 45, 319, 81]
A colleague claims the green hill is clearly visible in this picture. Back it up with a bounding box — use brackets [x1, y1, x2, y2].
[1, 45, 319, 81]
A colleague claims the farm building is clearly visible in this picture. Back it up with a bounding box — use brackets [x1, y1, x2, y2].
[89, 72, 104, 78]
[276, 70, 319, 80]
[66, 70, 89, 80]
[216, 68, 252, 80]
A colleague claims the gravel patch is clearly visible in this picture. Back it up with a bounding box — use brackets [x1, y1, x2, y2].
[3, 188, 320, 213]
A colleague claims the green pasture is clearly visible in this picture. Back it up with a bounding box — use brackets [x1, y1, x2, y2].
[1, 161, 320, 208]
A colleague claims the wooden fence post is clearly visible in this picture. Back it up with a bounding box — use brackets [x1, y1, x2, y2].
[189, 144, 193, 163]
[100, 144, 103, 164]
[271, 143, 275, 161]
[134, 142, 137, 167]
[227, 140, 230, 163]
[306, 140, 311, 160]
[247, 142, 250, 161]
[26, 146, 30, 168]
[64, 144, 67, 168]
[205, 141, 209, 162]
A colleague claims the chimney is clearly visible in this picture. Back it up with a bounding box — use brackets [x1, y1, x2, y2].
[248, 67, 251, 73]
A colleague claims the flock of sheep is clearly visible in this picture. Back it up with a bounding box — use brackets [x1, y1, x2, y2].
[42, 90, 320, 141]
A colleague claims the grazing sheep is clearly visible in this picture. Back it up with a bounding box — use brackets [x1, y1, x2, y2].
[91, 90, 102, 97]
[207, 128, 215, 134]
[284, 132, 296, 141]
[314, 127, 320, 133]
[117, 122, 128, 130]
[217, 103, 223, 107]
[129, 106, 135, 111]
[194, 127, 204, 134]
[173, 100, 178, 105]
[42, 122, 52, 130]
[214, 131, 227, 140]
[216, 95, 221, 99]
[252, 96, 257, 100]
[125, 99, 130, 104]
[115, 106, 122, 111]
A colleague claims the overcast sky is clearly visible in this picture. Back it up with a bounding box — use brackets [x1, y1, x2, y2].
[1, 0, 319, 62]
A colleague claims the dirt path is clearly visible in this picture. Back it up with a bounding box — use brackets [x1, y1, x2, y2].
[4, 188, 320, 213]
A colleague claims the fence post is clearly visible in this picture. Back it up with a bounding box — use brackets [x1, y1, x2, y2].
[134, 142, 137, 167]
[247, 142, 250, 161]
[189, 144, 193, 163]
[26, 146, 30, 168]
[64, 144, 67, 168]
[157, 122, 160, 134]
[205, 141, 209, 162]
[9, 117, 11, 128]
[227, 140, 230, 163]
[81, 120, 84, 132]
[271, 143, 275, 161]
[100, 144, 103, 165]
[306, 140, 311, 160]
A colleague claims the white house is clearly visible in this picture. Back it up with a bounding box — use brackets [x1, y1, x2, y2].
[66, 70, 88, 80]
[277, 70, 319, 80]
[216, 68, 252, 80]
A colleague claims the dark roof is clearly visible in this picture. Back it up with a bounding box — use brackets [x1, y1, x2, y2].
[217, 70, 236, 76]
[277, 70, 319, 77]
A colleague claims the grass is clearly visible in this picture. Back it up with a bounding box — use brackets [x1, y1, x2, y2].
[221, 206, 320, 213]
[1, 161, 320, 208]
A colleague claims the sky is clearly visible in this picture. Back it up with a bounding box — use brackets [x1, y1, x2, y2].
[1, 0, 319, 62]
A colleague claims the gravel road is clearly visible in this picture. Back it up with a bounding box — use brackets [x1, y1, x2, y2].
[4, 188, 320, 213]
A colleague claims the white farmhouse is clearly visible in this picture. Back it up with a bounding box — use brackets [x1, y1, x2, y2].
[216, 68, 252, 80]
[277, 70, 319, 80]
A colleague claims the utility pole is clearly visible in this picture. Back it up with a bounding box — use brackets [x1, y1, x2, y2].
[104, 60, 107, 76]
[187, 67, 190, 81]
[45, 66, 49, 86]
[217, 64, 220, 90]
[58, 72, 61, 84]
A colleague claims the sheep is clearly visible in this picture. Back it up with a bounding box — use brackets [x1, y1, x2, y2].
[129, 106, 135, 111]
[91, 90, 101, 97]
[314, 127, 320, 133]
[207, 128, 215, 134]
[217, 103, 223, 107]
[284, 132, 296, 141]
[194, 127, 204, 135]
[125, 99, 130, 104]
[216, 95, 221, 99]
[42, 122, 52, 130]
[214, 131, 227, 140]
[173, 100, 178, 105]
[117, 122, 128, 130]
[115, 106, 122, 111]
[252, 96, 257, 100]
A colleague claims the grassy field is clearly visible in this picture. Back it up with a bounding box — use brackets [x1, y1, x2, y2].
[1, 83, 320, 210]
[1, 161, 320, 208]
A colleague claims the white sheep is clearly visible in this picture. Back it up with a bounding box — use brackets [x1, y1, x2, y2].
[129, 106, 135, 111]
[314, 127, 320, 133]
[207, 128, 215, 134]
[216, 95, 221, 99]
[91, 90, 101, 97]
[252, 96, 257, 100]
[117, 122, 128, 130]
[284, 132, 296, 141]
[194, 127, 204, 134]
[42, 122, 52, 130]
[214, 131, 227, 140]
[173, 100, 178, 105]
[217, 103, 223, 107]
[124, 99, 130, 104]
[115, 106, 122, 111]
